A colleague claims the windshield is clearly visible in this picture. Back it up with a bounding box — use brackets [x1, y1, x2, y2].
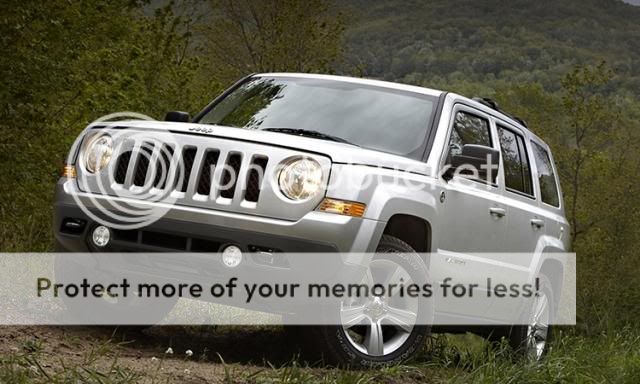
[197, 76, 438, 158]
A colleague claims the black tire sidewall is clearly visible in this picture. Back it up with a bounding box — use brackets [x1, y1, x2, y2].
[508, 273, 555, 359]
[317, 235, 432, 368]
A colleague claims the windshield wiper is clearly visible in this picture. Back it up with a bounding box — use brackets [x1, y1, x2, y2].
[262, 128, 359, 146]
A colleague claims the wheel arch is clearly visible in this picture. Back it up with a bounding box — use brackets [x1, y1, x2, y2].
[538, 257, 564, 309]
[382, 214, 432, 254]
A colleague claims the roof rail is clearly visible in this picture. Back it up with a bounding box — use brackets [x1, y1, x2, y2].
[472, 97, 528, 128]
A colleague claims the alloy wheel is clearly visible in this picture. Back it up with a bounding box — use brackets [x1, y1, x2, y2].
[340, 259, 419, 356]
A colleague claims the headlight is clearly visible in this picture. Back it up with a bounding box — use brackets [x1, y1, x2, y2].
[278, 158, 323, 200]
[84, 135, 113, 173]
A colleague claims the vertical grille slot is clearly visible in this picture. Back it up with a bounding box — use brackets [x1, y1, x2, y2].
[219, 153, 242, 199]
[197, 150, 220, 195]
[244, 156, 269, 202]
[133, 142, 154, 187]
[177, 147, 197, 193]
[153, 144, 174, 189]
[114, 150, 132, 184]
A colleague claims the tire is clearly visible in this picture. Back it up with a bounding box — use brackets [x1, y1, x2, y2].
[507, 274, 554, 361]
[309, 235, 433, 368]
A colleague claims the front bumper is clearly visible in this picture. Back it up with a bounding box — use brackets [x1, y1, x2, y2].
[54, 179, 387, 314]
[54, 178, 385, 260]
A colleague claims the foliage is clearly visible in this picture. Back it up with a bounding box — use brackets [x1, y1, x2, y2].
[1, 0, 639, 336]
[434, 329, 640, 383]
[0, 0, 344, 251]
[200, 0, 345, 83]
[340, 0, 640, 96]
[0, 0, 219, 251]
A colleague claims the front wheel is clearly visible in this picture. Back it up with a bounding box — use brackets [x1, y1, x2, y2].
[311, 235, 433, 368]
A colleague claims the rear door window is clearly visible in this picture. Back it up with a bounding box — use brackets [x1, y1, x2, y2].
[531, 141, 560, 207]
[497, 126, 534, 196]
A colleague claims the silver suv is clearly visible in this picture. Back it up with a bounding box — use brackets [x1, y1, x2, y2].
[55, 73, 570, 366]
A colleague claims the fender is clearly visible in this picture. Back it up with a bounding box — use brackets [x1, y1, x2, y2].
[326, 163, 440, 250]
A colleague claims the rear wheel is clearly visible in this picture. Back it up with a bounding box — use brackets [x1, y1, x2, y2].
[311, 235, 433, 367]
[507, 274, 554, 361]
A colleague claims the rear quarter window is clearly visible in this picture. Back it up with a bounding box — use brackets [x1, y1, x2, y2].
[531, 141, 560, 207]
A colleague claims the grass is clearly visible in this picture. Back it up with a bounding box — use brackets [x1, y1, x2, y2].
[1, 328, 638, 384]
[1, 342, 141, 384]
[431, 329, 640, 383]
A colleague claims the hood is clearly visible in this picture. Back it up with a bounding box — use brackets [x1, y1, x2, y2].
[91, 120, 435, 176]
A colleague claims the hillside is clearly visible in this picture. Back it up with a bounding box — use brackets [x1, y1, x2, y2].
[339, 0, 640, 94]
[1, 0, 640, 381]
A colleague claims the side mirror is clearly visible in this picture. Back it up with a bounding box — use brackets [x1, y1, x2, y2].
[443, 144, 499, 183]
[164, 111, 190, 123]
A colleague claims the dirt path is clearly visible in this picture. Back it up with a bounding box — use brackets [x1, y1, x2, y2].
[0, 325, 328, 383]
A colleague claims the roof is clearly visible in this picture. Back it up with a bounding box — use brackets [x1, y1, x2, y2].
[255, 72, 443, 98]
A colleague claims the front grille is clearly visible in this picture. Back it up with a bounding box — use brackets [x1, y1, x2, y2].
[114, 151, 132, 184]
[142, 231, 187, 250]
[112, 229, 220, 251]
[245, 156, 269, 202]
[177, 147, 197, 192]
[112, 143, 269, 203]
[219, 153, 242, 199]
[196, 150, 220, 195]
[82, 128, 330, 222]
[110, 228, 284, 255]
[153, 144, 174, 189]
[133, 142, 154, 187]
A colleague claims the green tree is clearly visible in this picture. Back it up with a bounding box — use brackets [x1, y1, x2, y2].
[551, 63, 640, 331]
[200, 0, 344, 83]
[558, 62, 617, 243]
[0, 0, 216, 251]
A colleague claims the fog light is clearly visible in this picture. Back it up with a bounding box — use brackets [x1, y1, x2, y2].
[92, 226, 111, 247]
[221, 245, 243, 268]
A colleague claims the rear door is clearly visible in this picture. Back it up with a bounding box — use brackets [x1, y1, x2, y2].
[495, 123, 541, 253]
[485, 122, 543, 320]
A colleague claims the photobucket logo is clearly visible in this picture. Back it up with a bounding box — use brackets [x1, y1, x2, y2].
[69, 113, 185, 230]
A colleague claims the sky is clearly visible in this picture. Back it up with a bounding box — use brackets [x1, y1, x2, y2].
[623, 0, 640, 5]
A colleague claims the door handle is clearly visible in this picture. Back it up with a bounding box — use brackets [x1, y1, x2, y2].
[489, 207, 506, 218]
[530, 218, 545, 229]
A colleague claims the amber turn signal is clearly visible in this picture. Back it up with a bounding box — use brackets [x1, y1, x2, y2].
[317, 198, 366, 217]
[62, 165, 77, 178]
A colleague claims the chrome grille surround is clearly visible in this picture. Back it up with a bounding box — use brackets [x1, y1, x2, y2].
[76, 129, 332, 221]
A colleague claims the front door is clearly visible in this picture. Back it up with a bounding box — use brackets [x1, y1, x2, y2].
[432, 105, 507, 321]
